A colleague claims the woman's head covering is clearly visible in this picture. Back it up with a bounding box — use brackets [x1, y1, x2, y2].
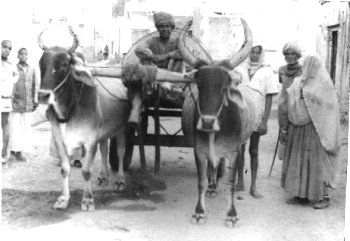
[282, 41, 302, 58]
[153, 12, 175, 29]
[300, 55, 330, 84]
[300, 54, 340, 153]
[247, 45, 265, 76]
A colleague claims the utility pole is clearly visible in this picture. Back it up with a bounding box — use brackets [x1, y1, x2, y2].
[93, 26, 96, 61]
[192, 4, 201, 39]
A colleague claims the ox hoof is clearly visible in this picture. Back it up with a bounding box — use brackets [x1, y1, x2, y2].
[191, 213, 206, 225]
[53, 196, 69, 210]
[206, 189, 218, 199]
[113, 181, 126, 191]
[97, 177, 109, 186]
[225, 216, 239, 228]
[81, 198, 95, 211]
[235, 183, 245, 192]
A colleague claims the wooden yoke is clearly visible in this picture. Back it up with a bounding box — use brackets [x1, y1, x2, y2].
[90, 63, 194, 84]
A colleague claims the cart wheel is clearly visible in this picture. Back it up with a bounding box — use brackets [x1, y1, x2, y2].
[109, 126, 136, 171]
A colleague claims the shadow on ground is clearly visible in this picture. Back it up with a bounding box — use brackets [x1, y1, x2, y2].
[2, 170, 166, 229]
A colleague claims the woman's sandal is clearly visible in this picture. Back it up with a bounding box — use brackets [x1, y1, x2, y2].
[313, 198, 330, 209]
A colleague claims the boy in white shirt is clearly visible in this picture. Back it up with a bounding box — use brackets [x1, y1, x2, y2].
[1, 40, 18, 164]
[235, 45, 279, 198]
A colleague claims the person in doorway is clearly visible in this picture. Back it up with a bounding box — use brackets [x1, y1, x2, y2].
[279, 55, 340, 209]
[235, 44, 279, 198]
[102, 52, 109, 60]
[8, 48, 39, 162]
[1, 40, 18, 164]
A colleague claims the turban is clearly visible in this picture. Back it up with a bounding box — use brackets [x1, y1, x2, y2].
[282, 41, 302, 58]
[153, 11, 175, 29]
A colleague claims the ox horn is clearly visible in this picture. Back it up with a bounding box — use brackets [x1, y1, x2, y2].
[68, 25, 79, 52]
[224, 18, 253, 69]
[37, 30, 48, 51]
[177, 19, 213, 66]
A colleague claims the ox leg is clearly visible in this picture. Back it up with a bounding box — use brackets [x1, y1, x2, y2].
[249, 132, 263, 199]
[81, 144, 98, 211]
[48, 117, 71, 210]
[192, 152, 208, 224]
[55, 154, 71, 210]
[114, 129, 126, 191]
[235, 144, 245, 191]
[206, 160, 218, 198]
[225, 153, 239, 228]
[98, 140, 109, 186]
[128, 86, 142, 125]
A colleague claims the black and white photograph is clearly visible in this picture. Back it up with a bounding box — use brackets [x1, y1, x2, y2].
[1, 0, 349, 240]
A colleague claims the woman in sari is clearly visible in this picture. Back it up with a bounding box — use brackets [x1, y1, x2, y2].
[278, 55, 340, 209]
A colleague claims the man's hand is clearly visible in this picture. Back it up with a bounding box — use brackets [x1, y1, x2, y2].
[168, 50, 182, 60]
[279, 130, 288, 144]
[135, 47, 154, 61]
[257, 122, 268, 135]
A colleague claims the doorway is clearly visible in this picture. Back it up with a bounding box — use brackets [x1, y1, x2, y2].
[328, 25, 340, 83]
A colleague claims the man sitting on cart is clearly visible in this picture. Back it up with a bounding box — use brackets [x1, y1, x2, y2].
[133, 11, 188, 109]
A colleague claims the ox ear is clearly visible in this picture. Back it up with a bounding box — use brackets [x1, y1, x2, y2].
[71, 55, 96, 87]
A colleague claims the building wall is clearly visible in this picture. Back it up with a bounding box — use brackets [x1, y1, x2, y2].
[112, 0, 350, 97]
[318, 2, 350, 95]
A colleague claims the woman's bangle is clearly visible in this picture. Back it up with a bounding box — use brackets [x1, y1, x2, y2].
[280, 130, 287, 134]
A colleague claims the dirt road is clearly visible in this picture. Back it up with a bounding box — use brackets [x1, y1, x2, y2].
[1, 102, 348, 241]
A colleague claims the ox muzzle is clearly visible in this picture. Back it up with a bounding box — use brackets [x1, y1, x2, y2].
[38, 89, 55, 105]
[197, 115, 220, 132]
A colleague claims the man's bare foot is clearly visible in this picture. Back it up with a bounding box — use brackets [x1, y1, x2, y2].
[235, 183, 245, 191]
[250, 186, 263, 199]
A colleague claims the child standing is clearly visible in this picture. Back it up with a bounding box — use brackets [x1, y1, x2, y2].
[8, 48, 39, 162]
[1, 40, 18, 164]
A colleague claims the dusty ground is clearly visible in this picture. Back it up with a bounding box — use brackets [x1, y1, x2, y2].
[1, 101, 348, 241]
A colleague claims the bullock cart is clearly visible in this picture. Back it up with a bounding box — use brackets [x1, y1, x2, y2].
[109, 30, 212, 174]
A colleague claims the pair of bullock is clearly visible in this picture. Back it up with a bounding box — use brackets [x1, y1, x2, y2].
[38, 19, 258, 227]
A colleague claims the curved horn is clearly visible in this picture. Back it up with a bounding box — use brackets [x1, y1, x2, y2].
[177, 19, 213, 66]
[225, 18, 253, 69]
[68, 25, 79, 52]
[37, 30, 48, 51]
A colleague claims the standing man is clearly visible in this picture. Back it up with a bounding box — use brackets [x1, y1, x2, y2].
[235, 45, 279, 198]
[8, 48, 39, 162]
[278, 41, 303, 137]
[1, 40, 18, 164]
